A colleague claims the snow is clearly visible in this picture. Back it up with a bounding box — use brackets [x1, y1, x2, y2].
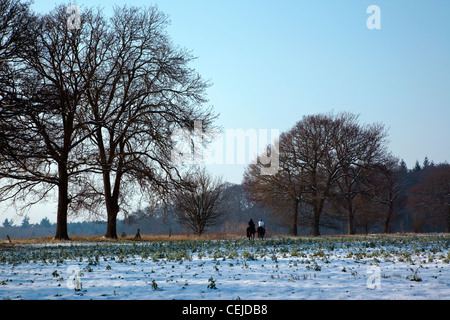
[1, 235, 449, 300]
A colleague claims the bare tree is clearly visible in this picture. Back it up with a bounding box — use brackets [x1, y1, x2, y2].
[371, 158, 408, 233]
[173, 168, 228, 236]
[244, 113, 337, 236]
[243, 141, 307, 236]
[0, 5, 96, 239]
[352, 192, 383, 234]
[244, 111, 390, 236]
[1, 4, 216, 240]
[328, 113, 389, 234]
[76, 5, 216, 238]
[282, 113, 346, 236]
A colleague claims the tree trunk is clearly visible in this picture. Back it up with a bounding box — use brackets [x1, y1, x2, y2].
[104, 204, 118, 239]
[383, 193, 396, 234]
[364, 223, 369, 234]
[346, 197, 355, 235]
[311, 201, 321, 237]
[54, 163, 70, 240]
[445, 205, 450, 233]
[102, 181, 119, 239]
[383, 208, 392, 234]
[291, 199, 299, 236]
[98, 132, 120, 239]
[104, 168, 124, 239]
[311, 194, 323, 237]
[104, 185, 121, 239]
[311, 213, 320, 236]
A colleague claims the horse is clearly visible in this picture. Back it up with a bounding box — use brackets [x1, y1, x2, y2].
[257, 226, 265, 240]
[246, 226, 256, 240]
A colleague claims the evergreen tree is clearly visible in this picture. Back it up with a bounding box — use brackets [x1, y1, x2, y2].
[399, 159, 408, 171]
[423, 156, 430, 168]
[39, 217, 52, 228]
[412, 160, 421, 172]
[20, 215, 30, 229]
[2, 218, 12, 228]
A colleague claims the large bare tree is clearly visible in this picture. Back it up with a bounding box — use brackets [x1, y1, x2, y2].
[0, 5, 95, 239]
[243, 142, 307, 236]
[244, 111, 390, 236]
[76, 6, 215, 238]
[328, 113, 388, 234]
[372, 158, 408, 233]
[1, 4, 216, 239]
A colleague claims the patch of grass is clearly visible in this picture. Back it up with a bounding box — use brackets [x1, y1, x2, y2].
[207, 277, 217, 289]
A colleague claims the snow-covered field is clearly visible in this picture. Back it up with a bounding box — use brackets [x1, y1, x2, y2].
[1, 235, 449, 300]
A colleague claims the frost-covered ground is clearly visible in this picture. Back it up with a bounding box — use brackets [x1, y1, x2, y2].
[1, 235, 449, 300]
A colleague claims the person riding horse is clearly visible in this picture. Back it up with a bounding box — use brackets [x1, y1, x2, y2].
[257, 219, 266, 239]
[247, 219, 256, 240]
[247, 218, 266, 240]
[258, 219, 265, 229]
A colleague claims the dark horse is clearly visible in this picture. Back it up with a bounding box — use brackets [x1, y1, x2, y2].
[257, 226, 266, 239]
[246, 226, 256, 240]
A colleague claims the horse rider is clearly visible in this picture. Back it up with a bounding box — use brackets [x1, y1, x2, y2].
[248, 218, 256, 233]
[258, 219, 265, 230]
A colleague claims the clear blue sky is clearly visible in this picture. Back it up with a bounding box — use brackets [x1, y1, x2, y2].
[3, 0, 450, 224]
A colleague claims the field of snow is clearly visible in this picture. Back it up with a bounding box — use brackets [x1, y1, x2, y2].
[1, 235, 449, 300]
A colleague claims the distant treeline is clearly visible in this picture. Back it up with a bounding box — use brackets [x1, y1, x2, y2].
[0, 184, 287, 239]
[1, 158, 449, 240]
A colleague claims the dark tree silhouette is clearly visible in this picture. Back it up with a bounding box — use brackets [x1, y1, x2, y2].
[0, 5, 92, 239]
[1, 4, 216, 240]
[244, 112, 389, 236]
[409, 164, 450, 232]
[173, 168, 228, 236]
[75, 6, 216, 238]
